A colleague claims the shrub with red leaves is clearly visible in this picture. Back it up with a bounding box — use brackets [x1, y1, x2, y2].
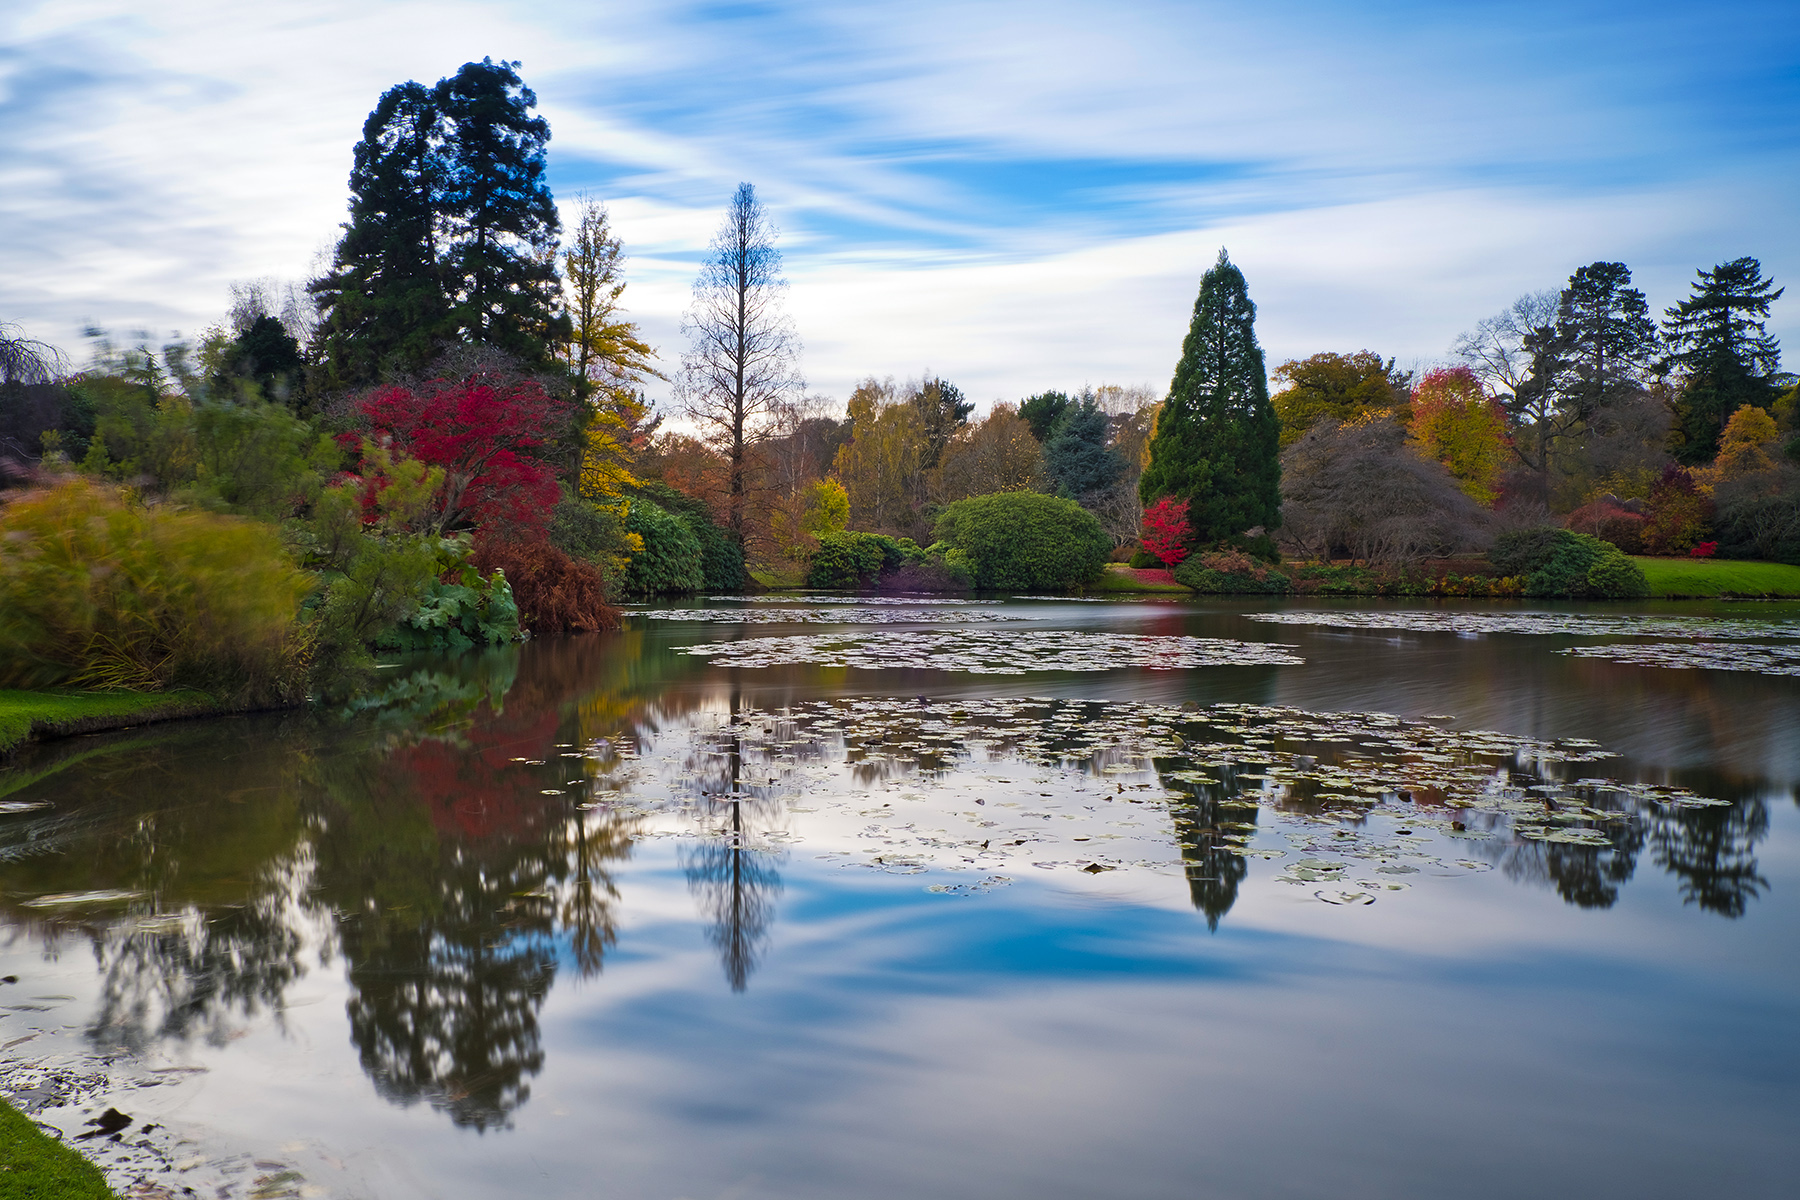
[1564, 497, 1647, 555]
[1689, 540, 1718, 559]
[472, 538, 619, 634]
[1140, 496, 1193, 567]
[359, 374, 567, 537]
[1641, 464, 1713, 556]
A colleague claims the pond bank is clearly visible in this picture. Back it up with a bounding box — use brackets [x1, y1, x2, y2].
[0, 689, 223, 757]
[0, 1097, 116, 1198]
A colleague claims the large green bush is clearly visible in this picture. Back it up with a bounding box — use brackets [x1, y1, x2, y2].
[804, 531, 922, 588]
[622, 497, 706, 596]
[933, 492, 1109, 590]
[1491, 528, 1649, 598]
[630, 482, 746, 591]
[0, 477, 312, 701]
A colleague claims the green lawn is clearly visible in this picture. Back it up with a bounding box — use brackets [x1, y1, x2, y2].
[0, 1098, 115, 1199]
[1091, 564, 1193, 594]
[1632, 557, 1800, 598]
[0, 689, 217, 755]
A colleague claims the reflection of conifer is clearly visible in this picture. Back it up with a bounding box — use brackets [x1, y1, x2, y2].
[1168, 791, 1250, 930]
[1648, 795, 1768, 917]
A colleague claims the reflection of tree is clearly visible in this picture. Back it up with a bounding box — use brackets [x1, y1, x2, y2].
[680, 689, 784, 991]
[1496, 817, 1646, 910]
[1648, 796, 1768, 917]
[1166, 788, 1251, 930]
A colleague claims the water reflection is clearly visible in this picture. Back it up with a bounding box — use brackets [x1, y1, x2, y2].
[0, 613, 1790, 1146]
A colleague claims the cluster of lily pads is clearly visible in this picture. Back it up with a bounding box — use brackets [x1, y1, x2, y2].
[570, 696, 1725, 906]
[1245, 610, 1800, 640]
[1559, 641, 1800, 676]
[631, 607, 1029, 625]
[675, 630, 1304, 673]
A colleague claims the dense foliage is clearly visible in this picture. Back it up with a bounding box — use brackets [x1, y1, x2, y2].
[932, 492, 1108, 590]
[1139, 249, 1282, 544]
[621, 496, 706, 595]
[804, 531, 921, 588]
[1490, 528, 1649, 598]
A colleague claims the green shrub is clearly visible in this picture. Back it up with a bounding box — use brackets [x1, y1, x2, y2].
[0, 477, 311, 701]
[932, 493, 1109, 590]
[622, 497, 705, 596]
[1127, 549, 1160, 568]
[548, 487, 636, 589]
[630, 482, 746, 591]
[1173, 548, 1290, 593]
[1491, 527, 1648, 598]
[804, 531, 924, 588]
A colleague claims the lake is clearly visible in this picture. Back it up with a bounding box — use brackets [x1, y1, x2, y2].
[2, 595, 1797, 1199]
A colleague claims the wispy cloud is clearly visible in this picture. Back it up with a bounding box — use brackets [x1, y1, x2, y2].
[2, 0, 1795, 405]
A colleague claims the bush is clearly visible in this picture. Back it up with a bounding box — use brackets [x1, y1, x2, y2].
[0, 477, 311, 700]
[1491, 527, 1648, 599]
[631, 482, 746, 591]
[805, 531, 923, 588]
[375, 553, 519, 652]
[1127, 549, 1161, 568]
[622, 497, 705, 596]
[1565, 497, 1647, 555]
[932, 492, 1109, 590]
[471, 538, 616, 633]
[1641, 464, 1712, 556]
[1173, 548, 1290, 593]
[548, 487, 636, 588]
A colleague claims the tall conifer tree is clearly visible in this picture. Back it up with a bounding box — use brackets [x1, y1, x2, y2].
[1663, 257, 1784, 462]
[1139, 249, 1281, 543]
[310, 81, 450, 388]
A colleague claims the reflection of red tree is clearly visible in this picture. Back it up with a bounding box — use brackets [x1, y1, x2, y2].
[400, 705, 563, 841]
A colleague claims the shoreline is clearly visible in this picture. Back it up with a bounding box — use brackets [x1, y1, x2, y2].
[0, 690, 229, 758]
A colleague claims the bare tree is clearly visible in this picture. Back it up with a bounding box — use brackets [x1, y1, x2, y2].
[678, 183, 803, 541]
[0, 321, 65, 385]
[1452, 290, 1559, 397]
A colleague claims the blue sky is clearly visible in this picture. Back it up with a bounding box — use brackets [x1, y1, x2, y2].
[2, 0, 1796, 408]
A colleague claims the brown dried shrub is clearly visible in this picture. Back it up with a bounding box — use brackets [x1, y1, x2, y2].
[471, 537, 619, 634]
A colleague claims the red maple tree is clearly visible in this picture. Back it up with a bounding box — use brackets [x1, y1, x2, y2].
[1140, 496, 1193, 567]
[358, 373, 567, 537]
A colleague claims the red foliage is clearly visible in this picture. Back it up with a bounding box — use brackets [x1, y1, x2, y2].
[1565, 497, 1647, 555]
[472, 537, 619, 634]
[1689, 540, 1718, 559]
[1140, 496, 1193, 567]
[358, 373, 568, 537]
[1641, 464, 1713, 556]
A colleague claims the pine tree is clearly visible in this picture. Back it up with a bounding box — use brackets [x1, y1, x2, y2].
[1139, 249, 1280, 542]
[1663, 257, 1784, 463]
[1554, 262, 1660, 418]
[1043, 392, 1124, 499]
[434, 58, 568, 364]
[310, 81, 450, 388]
[909, 377, 972, 469]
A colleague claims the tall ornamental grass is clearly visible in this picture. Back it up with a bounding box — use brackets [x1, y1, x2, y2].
[0, 477, 313, 700]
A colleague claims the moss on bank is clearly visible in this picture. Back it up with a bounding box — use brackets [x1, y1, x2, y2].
[0, 1098, 116, 1199]
[1633, 557, 1800, 598]
[0, 689, 220, 756]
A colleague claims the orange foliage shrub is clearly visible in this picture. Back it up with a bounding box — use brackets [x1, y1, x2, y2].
[471, 538, 618, 634]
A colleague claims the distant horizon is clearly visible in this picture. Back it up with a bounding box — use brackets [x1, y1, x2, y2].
[3, 0, 1796, 411]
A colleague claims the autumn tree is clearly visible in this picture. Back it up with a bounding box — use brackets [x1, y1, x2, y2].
[936, 404, 1047, 502]
[1663, 257, 1784, 463]
[1270, 351, 1410, 446]
[1407, 367, 1511, 505]
[679, 183, 802, 542]
[910, 377, 973, 469]
[832, 385, 927, 537]
[1139, 249, 1281, 544]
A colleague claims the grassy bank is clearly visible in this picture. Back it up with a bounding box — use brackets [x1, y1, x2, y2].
[0, 1098, 115, 1199]
[1633, 557, 1800, 598]
[0, 688, 220, 756]
[1091, 565, 1193, 594]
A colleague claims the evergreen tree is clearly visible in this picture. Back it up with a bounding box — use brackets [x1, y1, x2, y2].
[1139, 249, 1280, 542]
[1043, 392, 1124, 499]
[1018, 390, 1070, 441]
[434, 58, 568, 364]
[310, 81, 450, 388]
[1554, 261, 1660, 418]
[1663, 257, 1784, 463]
[213, 316, 305, 407]
[909, 377, 972, 469]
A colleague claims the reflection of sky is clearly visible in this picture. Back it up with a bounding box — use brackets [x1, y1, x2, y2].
[2, 1, 1796, 404]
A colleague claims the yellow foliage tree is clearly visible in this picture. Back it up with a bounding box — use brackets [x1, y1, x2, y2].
[1699, 403, 1780, 492]
[1408, 367, 1511, 506]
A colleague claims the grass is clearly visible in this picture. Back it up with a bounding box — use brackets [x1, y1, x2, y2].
[1632, 557, 1800, 598]
[0, 1098, 116, 1199]
[1090, 564, 1193, 594]
[0, 688, 218, 756]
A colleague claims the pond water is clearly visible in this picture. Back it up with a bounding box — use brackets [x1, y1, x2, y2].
[2, 596, 1797, 1200]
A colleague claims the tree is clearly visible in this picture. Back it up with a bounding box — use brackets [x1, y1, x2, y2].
[311, 80, 449, 388]
[1042, 391, 1125, 500]
[1018, 390, 1070, 441]
[1270, 350, 1409, 446]
[1139, 249, 1281, 544]
[679, 183, 803, 542]
[1139, 497, 1192, 567]
[1, 320, 64, 385]
[434, 58, 568, 364]
[1556, 262, 1661, 418]
[212, 316, 305, 407]
[936, 405, 1047, 502]
[358, 373, 567, 536]
[907, 376, 972, 469]
[1663, 257, 1784, 463]
[832, 388, 927, 537]
[1407, 367, 1511, 505]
